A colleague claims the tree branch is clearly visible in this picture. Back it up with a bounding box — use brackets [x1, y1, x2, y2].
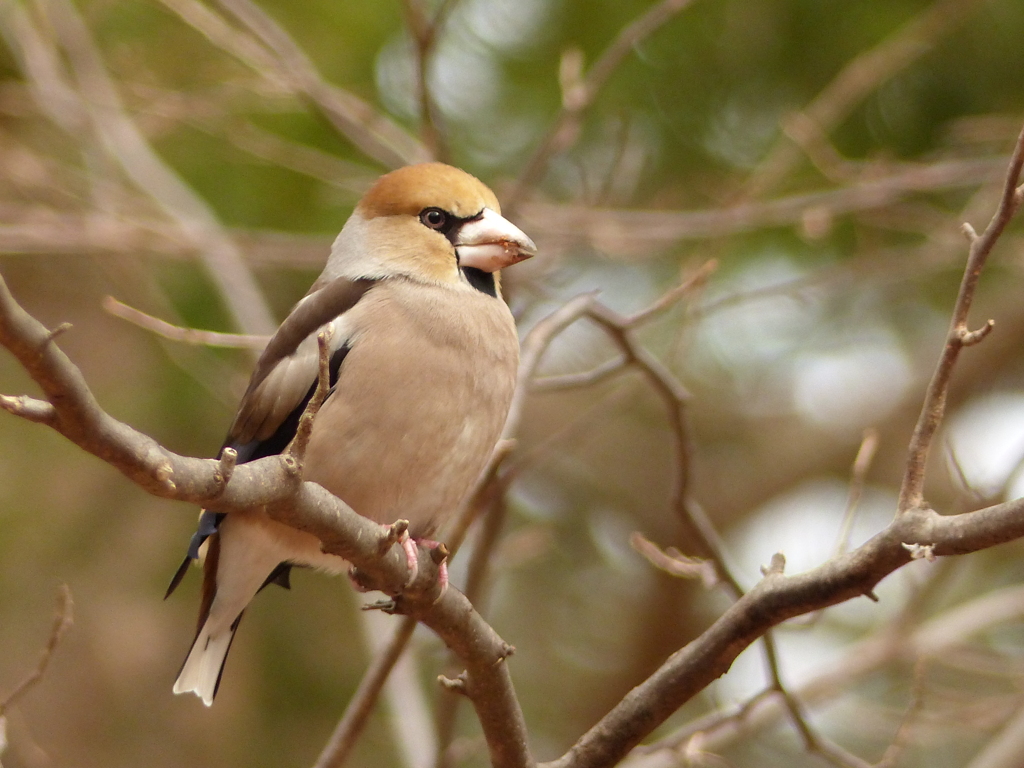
[0, 270, 534, 768]
[313, 615, 418, 768]
[538, 123, 1024, 768]
[401, 0, 456, 161]
[541, 499, 1024, 768]
[103, 296, 270, 349]
[745, 0, 989, 198]
[508, 0, 698, 209]
[897, 124, 1024, 513]
[0, 585, 73, 715]
[157, 0, 429, 168]
[520, 156, 1008, 253]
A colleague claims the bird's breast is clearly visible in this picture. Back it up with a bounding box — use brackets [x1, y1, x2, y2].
[300, 280, 518, 537]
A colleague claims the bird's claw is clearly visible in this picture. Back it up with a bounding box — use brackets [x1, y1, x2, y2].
[397, 534, 448, 600]
[401, 534, 419, 588]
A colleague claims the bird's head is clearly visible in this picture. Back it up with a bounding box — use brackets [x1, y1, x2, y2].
[325, 163, 536, 290]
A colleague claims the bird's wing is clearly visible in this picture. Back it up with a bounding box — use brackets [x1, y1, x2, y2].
[164, 276, 376, 599]
[228, 276, 377, 452]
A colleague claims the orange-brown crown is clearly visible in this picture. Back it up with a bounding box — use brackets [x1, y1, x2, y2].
[357, 163, 501, 221]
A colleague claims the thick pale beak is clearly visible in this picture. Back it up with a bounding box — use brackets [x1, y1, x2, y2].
[455, 208, 537, 272]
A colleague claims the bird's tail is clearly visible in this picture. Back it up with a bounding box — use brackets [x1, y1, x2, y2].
[171, 514, 295, 706]
[173, 611, 243, 706]
[172, 528, 239, 707]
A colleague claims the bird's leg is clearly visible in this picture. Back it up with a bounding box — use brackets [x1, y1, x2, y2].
[400, 534, 420, 588]
[378, 519, 448, 596]
[401, 537, 449, 599]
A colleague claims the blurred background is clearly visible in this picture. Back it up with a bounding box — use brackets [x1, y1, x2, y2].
[1, 0, 1024, 766]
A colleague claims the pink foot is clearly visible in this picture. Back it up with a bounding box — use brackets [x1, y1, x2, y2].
[435, 559, 449, 602]
[401, 535, 419, 587]
[387, 528, 449, 595]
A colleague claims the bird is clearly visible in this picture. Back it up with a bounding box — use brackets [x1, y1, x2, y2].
[165, 162, 536, 706]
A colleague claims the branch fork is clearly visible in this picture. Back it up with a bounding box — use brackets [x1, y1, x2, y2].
[957, 319, 994, 346]
[0, 271, 533, 768]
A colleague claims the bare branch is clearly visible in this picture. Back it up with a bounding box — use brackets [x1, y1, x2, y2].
[0, 393, 56, 424]
[745, 0, 989, 197]
[103, 296, 270, 349]
[0, 271, 533, 768]
[225, 122, 378, 195]
[531, 355, 628, 393]
[313, 616, 419, 768]
[582, 300, 742, 594]
[157, 0, 429, 167]
[541, 498, 1024, 768]
[509, 0, 698, 208]
[583, 289, 854, 768]
[624, 260, 717, 327]
[502, 292, 599, 441]
[636, 582, 1024, 761]
[401, 0, 457, 160]
[0, 585, 73, 715]
[630, 532, 717, 589]
[898, 124, 1024, 513]
[521, 156, 1009, 254]
[0, 155, 1007, 267]
[35, 0, 277, 338]
[287, 327, 334, 461]
[835, 428, 881, 556]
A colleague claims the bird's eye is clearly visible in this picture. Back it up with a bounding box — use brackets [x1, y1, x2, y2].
[419, 207, 449, 231]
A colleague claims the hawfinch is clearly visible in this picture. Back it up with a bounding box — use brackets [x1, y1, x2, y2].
[166, 162, 535, 706]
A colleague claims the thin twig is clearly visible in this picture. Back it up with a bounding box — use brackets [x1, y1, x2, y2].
[876, 658, 928, 768]
[520, 156, 1009, 250]
[0, 585, 73, 714]
[835, 428, 881, 556]
[745, 0, 989, 198]
[401, 0, 456, 160]
[508, 0, 698, 209]
[42, 0, 278, 339]
[630, 532, 717, 589]
[531, 355, 628, 393]
[154, 0, 427, 167]
[624, 260, 717, 327]
[288, 327, 334, 461]
[313, 616, 418, 768]
[898, 124, 1024, 513]
[102, 296, 270, 349]
[584, 301, 741, 591]
[502, 292, 599, 441]
[212, 0, 430, 167]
